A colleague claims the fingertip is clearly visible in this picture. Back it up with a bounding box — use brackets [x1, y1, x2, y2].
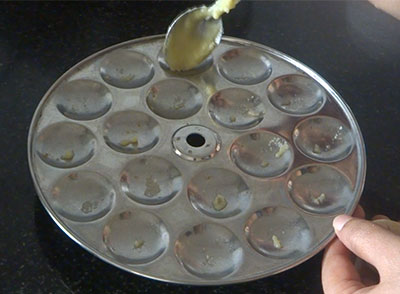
[353, 205, 365, 219]
[372, 214, 389, 221]
[333, 215, 353, 231]
[331, 217, 400, 279]
[373, 219, 400, 236]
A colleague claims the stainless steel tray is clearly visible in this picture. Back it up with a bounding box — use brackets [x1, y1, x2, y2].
[28, 35, 366, 285]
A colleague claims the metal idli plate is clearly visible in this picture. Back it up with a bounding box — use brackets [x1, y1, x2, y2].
[28, 35, 366, 285]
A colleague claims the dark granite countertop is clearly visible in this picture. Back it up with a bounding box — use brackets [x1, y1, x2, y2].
[1, 1, 400, 293]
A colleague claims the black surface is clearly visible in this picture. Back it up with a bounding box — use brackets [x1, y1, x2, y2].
[1, 1, 400, 293]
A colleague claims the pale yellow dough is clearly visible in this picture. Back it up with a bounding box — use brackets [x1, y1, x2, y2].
[208, 0, 240, 19]
[272, 235, 282, 249]
[212, 194, 228, 211]
[164, 0, 240, 71]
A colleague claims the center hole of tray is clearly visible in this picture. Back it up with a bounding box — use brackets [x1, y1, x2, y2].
[186, 133, 205, 148]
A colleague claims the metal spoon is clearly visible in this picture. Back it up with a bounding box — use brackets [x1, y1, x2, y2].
[163, 0, 239, 72]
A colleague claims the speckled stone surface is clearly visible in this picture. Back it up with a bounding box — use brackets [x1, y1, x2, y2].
[1, 1, 400, 293]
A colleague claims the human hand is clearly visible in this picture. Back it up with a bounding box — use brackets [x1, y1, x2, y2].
[369, 0, 400, 20]
[322, 206, 400, 294]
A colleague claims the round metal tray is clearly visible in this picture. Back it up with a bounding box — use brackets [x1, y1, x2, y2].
[28, 35, 366, 285]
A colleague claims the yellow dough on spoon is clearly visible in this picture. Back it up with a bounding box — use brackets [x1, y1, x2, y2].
[164, 0, 240, 71]
[209, 0, 240, 19]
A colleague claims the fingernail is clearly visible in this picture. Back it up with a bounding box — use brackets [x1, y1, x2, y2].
[333, 215, 352, 231]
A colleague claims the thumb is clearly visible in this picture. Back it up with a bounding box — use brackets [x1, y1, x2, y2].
[333, 215, 400, 280]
